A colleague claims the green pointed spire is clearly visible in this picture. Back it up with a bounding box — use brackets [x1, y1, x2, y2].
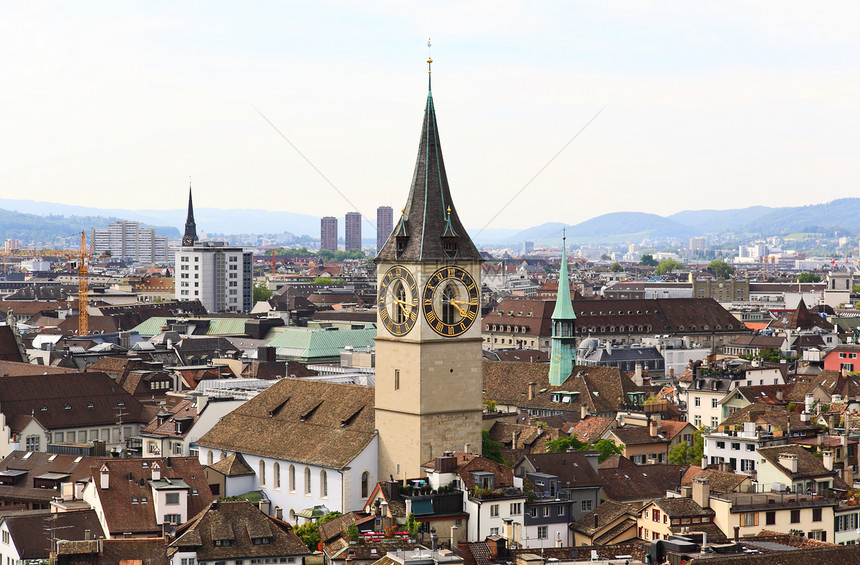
[549, 233, 577, 386]
[551, 234, 576, 320]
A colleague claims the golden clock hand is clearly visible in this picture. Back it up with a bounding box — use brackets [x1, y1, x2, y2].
[447, 299, 467, 317]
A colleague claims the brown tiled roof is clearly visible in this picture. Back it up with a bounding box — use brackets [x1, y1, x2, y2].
[651, 496, 714, 518]
[93, 457, 212, 535]
[0, 371, 148, 432]
[757, 445, 841, 482]
[571, 298, 745, 337]
[4, 509, 103, 560]
[0, 326, 23, 362]
[197, 378, 376, 469]
[423, 452, 517, 491]
[608, 426, 670, 447]
[208, 453, 255, 477]
[0, 451, 98, 505]
[140, 400, 198, 439]
[719, 403, 819, 437]
[681, 467, 748, 494]
[0, 360, 75, 376]
[483, 360, 639, 413]
[171, 500, 309, 560]
[57, 537, 169, 563]
[735, 384, 794, 406]
[519, 452, 602, 488]
[483, 299, 555, 337]
[318, 511, 374, 544]
[567, 416, 615, 443]
[571, 500, 637, 536]
[598, 455, 685, 502]
[679, 545, 860, 565]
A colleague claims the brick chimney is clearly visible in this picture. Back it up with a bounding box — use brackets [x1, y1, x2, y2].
[528, 382, 537, 400]
[649, 417, 659, 438]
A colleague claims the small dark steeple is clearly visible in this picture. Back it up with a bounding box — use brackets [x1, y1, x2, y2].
[182, 182, 198, 247]
[376, 53, 482, 264]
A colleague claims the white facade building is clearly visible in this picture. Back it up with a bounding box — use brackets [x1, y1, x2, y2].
[92, 221, 169, 264]
[175, 241, 253, 313]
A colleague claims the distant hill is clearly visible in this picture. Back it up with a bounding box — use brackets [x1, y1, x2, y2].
[668, 206, 778, 234]
[2, 197, 858, 247]
[0, 208, 179, 244]
[737, 198, 860, 236]
[506, 213, 694, 245]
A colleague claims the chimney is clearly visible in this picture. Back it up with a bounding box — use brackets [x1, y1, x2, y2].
[100, 465, 109, 490]
[512, 431, 520, 449]
[692, 476, 710, 509]
[776, 389, 783, 402]
[669, 367, 675, 379]
[778, 453, 799, 474]
[583, 451, 599, 472]
[633, 363, 643, 386]
[581, 404, 588, 420]
[528, 382, 537, 400]
[734, 525, 740, 542]
[464, 443, 471, 455]
[805, 394, 814, 413]
[701, 456, 707, 470]
[822, 450, 834, 471]
[451, 525, 458, 546]
[843, 365, 849, 378]
[649, 417, 658, 438]
[151, 463, 161, 481]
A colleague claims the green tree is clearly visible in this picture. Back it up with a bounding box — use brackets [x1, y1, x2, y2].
[654, 259, 685, 276]
[311, 276, 345, 285]
[639, 254, 658, 267]
[545, 434, 590, 454]
[708, 260, 734, 279]
[600, 254, 611, 261]
[592, 438, 624, 462]
[798, 272, 821, 283]
[610, 262, 623, 273]
[294, 511, 342, 551]
[294, 522, 321, 551]
[668, 429, 705, 465]
[253, 282, 273, 303]
[406, 513, 419, 539]
[482, 430, 505, 464]
[545, 435, 622, 463]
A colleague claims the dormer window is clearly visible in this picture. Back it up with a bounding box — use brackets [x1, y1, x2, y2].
[443, 239, 458, 259]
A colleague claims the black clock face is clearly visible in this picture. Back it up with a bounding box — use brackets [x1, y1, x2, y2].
[422, 265, 479, 337]
[182, 236, 194, 246]
[378, 265, 418, 337]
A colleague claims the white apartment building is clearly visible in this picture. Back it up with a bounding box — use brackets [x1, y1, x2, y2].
[174, 241, 252, 313]
[92, 221, 169, 264]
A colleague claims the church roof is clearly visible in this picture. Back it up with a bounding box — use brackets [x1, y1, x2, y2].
[376, 82, 481, 263]
[551, 237, 576, 321]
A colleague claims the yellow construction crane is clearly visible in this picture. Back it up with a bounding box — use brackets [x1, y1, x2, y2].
[0, 231, 90, 335]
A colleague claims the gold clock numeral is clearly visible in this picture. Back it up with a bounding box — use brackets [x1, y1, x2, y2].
[409, 310, 417, 321]
[434, 321, 444, 333]
[466, 310, 477, 321]
[426, 310, 437, 324]
[458, 322, 466, 333]
[446, 326, 456, 336]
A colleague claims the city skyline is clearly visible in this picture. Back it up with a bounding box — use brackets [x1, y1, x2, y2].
[4, 3, 860, 231]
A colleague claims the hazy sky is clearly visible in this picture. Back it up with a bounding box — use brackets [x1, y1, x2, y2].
[3, 2, 860, 232]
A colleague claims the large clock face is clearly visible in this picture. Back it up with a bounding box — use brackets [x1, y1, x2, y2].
[182, 236, 194, 246]
[422, 265, 480, 337]
[378, 265, 418, 336]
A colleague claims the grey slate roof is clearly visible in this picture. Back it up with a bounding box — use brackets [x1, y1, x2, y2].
[376, 89, 481, 263]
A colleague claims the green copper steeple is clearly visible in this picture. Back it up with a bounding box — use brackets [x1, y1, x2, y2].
[549, 234, 577, 386]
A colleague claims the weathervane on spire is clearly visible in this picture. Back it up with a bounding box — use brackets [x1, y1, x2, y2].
[427, 37, 433, 90]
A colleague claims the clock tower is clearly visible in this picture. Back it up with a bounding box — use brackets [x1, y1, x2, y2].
[375, 63, 484, 481]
